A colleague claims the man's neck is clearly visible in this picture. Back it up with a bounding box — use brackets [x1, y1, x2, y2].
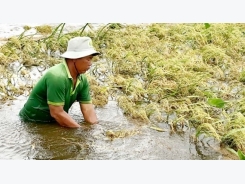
[66, 59, 79, 79]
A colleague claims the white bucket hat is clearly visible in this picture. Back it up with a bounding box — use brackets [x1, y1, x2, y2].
[60, 36, 100, 59]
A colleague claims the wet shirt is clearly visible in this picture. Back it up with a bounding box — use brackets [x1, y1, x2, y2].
[19, 60, 92, 123]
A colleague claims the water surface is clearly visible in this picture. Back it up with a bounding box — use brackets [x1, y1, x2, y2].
[0, 95, 237, 160]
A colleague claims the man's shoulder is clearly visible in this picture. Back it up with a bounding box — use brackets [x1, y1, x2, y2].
[45, 63, 66, 77]
[49, 63, 64, 71]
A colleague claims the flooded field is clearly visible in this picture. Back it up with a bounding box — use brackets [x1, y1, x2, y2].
[0, 23, 242, 160]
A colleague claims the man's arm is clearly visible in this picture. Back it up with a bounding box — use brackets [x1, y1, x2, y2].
[80, 103, 98, 124]
[49, 104, 81, 128]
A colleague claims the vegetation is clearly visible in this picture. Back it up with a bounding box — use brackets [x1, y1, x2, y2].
[1, 23, 245, 154]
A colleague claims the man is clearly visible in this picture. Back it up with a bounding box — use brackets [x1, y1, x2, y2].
[19, 36, 100, 128]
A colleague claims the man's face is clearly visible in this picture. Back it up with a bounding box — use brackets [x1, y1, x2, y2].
[75, 55, 94, 74]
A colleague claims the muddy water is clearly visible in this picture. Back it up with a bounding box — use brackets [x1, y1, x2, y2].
[0, 95, 238, 160]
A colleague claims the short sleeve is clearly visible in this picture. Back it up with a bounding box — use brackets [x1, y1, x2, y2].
[77, 75, 92, 104]
[46, 72, 66, 106]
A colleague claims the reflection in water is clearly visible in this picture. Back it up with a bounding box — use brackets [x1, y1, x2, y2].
[0, 96, 238, 160]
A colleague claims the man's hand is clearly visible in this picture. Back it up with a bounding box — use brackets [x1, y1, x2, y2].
[80, 103, 98, 124]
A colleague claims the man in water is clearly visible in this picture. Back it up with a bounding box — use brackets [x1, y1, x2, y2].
[19, 36, 99, 128]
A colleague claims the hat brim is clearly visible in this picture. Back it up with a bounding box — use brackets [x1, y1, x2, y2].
[60, 49, 100, 59]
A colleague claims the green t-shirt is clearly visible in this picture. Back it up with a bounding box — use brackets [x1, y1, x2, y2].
[19, 60, 92, 123]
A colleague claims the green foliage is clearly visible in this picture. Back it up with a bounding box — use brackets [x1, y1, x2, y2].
[207, 98, 226, 108]
[237, 149, 245, 160]
[204, 23, 211, 29]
